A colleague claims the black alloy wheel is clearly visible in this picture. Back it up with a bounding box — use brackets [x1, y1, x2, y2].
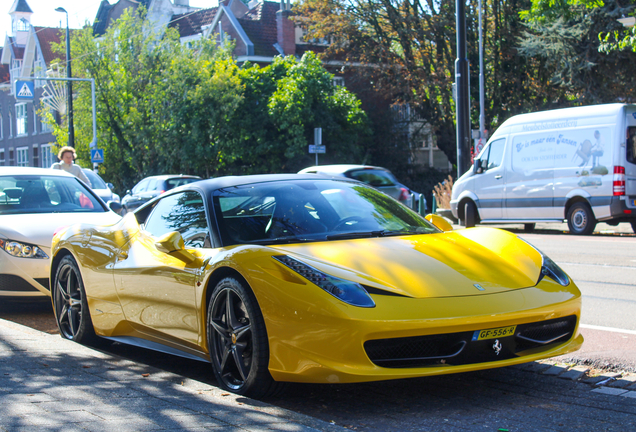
[207, 277, 284, 398]
[52, 255, 97, 343]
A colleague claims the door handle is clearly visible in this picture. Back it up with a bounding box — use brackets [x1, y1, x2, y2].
[494, 175, 502, 179]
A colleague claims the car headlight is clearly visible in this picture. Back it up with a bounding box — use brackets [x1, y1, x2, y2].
[273, 255, 376, 308]
[0, 238, 49, 259]
[518, 237, 570, 287]
[540, 255, 570, 287]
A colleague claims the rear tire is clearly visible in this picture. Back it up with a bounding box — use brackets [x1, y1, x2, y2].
[463, 201, 477, 228]
[566, 202, 596, 235]
[207, 277, 286, 398]
[52, 255, 98, 344]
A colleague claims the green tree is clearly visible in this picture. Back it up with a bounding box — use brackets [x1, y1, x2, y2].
[518, 0, 636, 103]
[50, 8, 243, 190]
[225, 52, 370, 174]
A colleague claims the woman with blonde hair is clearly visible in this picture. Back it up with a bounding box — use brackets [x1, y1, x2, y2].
[51, 146, 90, 185]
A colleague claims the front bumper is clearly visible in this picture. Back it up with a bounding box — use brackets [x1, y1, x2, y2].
[0, 250, 50, 297]
[263, 278, 582, 384]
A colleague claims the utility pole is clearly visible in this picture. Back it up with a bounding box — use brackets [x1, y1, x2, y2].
[55, 7, 74, 148]
[455, 0, 471, 178]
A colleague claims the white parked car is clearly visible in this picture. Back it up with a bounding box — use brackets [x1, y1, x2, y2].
[0, 167, 121, 298]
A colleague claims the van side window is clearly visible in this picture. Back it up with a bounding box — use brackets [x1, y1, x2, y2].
[483, 138, 505, 170]
[628, 127, 636, 165]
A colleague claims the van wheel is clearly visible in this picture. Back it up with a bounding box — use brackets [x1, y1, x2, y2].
[567, 202, 596, 235]
[464, 201, 477, 228]
[523, 223, 536, 233]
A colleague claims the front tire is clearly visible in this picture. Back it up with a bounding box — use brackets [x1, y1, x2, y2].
[52, 255, 97, 344]
[567, 202, 596, 235]
[207, 277, 284, 398]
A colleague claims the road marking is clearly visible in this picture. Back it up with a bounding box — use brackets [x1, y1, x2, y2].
[580, 324, 636, 335]
[560, 262, 636, 270]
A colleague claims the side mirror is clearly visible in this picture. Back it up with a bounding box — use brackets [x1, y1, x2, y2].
[108, 201, 123, 215]
[155, 231, 196, 263]
[473, 160, 483, 174]
[126, 190, 132, 195]
[107, 182, 115, 191]
[425, 214, 453, 232]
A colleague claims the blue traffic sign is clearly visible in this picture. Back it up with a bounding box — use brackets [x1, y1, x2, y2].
[90, 149, 104, 163]
[15, 81, 34, 100]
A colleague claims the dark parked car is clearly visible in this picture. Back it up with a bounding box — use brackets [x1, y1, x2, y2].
[121, 174, 202, 214]
[298, 165, 426, 211]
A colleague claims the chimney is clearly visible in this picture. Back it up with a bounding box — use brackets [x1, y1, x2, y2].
[277, 2, 295, 56]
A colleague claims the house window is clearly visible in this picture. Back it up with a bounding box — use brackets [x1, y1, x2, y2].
[16, 103, 28, 136]
[41, 144, 55, 168]
[0, 107, 2, 138]
[333, 77, 345, 87]
[16, 146, 29, 167]
[14, 18, 30, 32]
[39, 97, 54, 132]
[0, 149, 4, 166]
[32, 145, 39, 167]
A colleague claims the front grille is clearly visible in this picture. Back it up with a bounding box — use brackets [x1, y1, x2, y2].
[34, 278, 50, 290]
[0, 274, 43, 292]
[364, 315, 577, 368]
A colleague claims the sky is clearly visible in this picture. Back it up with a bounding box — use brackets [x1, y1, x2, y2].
[1, 0, 217, 42]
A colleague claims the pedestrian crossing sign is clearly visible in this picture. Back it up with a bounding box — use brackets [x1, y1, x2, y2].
[15, 81, 34, 100]
[90, 149, 104, 163]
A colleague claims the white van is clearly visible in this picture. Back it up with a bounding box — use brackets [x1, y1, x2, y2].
[451, 103, 636, 234]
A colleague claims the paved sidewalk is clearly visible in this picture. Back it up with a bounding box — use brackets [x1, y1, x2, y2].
[0, 319, 344, 432]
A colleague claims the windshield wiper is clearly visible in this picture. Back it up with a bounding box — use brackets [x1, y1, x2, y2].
[249, 237, 316, 245]
[326, 229, 418, 241]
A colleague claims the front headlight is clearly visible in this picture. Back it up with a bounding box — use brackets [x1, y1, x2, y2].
[273, 255, 376, 308]
[518, 237, 570, 287]
[0, 238, 49, 259]
[540, 255, 570, 287]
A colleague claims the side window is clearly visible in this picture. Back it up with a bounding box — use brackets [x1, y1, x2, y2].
[133, 179, 149, 194]
[143, 191, 209, 247]
[628, 127, 636, 165]
[482, 138, 505, 171]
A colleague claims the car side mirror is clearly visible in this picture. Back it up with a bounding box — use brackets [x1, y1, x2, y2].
[108, 201, 123, 215]
[155, 231, 196, 263]
[425, 214, 453, 232]
[473, 160, 483, 174]
[107, 183, 115, 191]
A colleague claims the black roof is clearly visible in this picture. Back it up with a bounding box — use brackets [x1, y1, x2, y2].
[9, 0, 33, 14]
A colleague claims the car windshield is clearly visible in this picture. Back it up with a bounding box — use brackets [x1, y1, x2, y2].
[347, 169, 396, 187]
[0, 175, 106, 215]
[214, 179, 438, 246]
[166, 177, 201, 191]
[83, 170, 107, 189]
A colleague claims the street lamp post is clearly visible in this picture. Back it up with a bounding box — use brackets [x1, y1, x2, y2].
[55, 7, 74, 148]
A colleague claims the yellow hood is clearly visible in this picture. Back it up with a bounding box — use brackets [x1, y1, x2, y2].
[271, 228, 543, 299]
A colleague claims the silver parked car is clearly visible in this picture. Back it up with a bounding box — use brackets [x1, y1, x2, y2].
[82, 169, 120, 205]
[298, 164, 425, 211]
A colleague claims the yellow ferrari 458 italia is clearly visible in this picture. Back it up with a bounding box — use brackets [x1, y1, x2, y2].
[50, 174, 582, 398]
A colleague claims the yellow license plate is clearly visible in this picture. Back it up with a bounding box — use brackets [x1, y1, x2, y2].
[473, 325, 516, 341]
